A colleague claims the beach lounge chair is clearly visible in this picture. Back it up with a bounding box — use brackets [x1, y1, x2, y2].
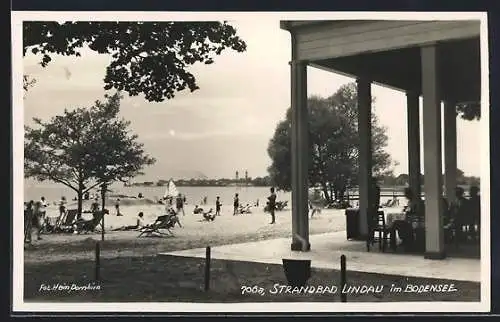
[276, 200, 288, 211]
[41, 216, 59, 233]
[138, 213, 179, 237]
[55, 209, 78, 233]
[202, 209, 215, 221]
[73, 210, 108, 234]
[238, 204, 252, 214]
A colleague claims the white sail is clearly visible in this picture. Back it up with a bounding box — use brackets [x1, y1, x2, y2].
[163, 179, 179, 199]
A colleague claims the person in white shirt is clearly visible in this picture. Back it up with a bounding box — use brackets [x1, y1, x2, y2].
[112, 212, 145, 231]
[59, 196, 67, 217]
[39, 196, 48, 220]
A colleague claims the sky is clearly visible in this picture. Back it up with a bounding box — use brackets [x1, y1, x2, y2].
[22, 18, 482, 181]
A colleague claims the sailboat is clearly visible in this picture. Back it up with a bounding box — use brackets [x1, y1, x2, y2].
[163, 179, 179, 200]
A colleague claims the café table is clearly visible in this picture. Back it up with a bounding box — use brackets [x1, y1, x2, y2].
[383, 206, 407, 228]
[380, 206, 407, 251]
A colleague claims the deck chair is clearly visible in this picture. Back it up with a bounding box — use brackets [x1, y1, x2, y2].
[41, 216, 59, 233]
[74, 210, 108, 234]
[202, 209, 215, 221]
[138, 214, 178, 237]
[56, 209, 78, 233]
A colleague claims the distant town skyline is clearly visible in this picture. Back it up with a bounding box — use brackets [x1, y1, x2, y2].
[23, 18, 482, 181]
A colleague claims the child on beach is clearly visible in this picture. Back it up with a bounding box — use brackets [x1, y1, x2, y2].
[215, 196, 221, 216]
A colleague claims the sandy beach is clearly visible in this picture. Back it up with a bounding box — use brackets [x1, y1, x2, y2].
[23, 199, 480, 304]
[25, 200, 346, 264]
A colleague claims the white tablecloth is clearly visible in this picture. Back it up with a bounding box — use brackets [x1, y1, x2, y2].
[382, 207, 407, 227]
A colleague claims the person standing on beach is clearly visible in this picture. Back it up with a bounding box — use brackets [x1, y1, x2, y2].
[58, 196, 67, 218]
[32, 201, 43, 240]
[268, 187, 277, 224]
[39, 196, 48, 221]
[115, 198, 122, 216]
[176, 193, 185, 216]
[215, 196, 222, 216]
[91, 198, 100, 214]
[24, 201, 34, 244]
[233, 193, 239, 215]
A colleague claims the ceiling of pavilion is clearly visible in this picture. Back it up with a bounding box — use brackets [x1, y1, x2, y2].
[314, 37, 481, 103]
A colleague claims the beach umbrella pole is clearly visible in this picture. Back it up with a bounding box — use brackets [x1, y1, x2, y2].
[101, 216, 105, 241]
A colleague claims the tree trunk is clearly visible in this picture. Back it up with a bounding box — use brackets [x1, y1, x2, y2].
[77, 182, 84, 220]
[100, 183, 107, 241]
[77, 191, 83, 220]
[100, 183, 107, 211]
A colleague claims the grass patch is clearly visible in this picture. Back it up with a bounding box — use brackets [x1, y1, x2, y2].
[24, 255, 480, 303]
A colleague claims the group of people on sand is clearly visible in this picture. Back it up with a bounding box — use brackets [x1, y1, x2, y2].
[230, 188, 277, 224]
[24, 196, 49, 243]
[24, 187, 283, 240]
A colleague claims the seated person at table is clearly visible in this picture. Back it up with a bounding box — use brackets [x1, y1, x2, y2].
[370, 177, 381, 210]
[391, 187, 423, 250]
[112, 212, 145, 231]
[469, 186, 480, 231]
[450, 187, 469, 241]
[383, 196, 399, 207]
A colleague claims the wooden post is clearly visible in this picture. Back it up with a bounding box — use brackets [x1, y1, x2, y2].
[340, 254, 347, 302]
[101, 216, 105, 241]
[204, 246, 211, 291]
[95, 241, 101, 282]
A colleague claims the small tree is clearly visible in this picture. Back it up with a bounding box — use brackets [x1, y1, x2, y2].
[24, 92, 155, 218]
[88, 93, 156, 210]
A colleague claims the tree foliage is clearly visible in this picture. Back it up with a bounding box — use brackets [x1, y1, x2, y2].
[23, 75, 36, 92]
[23, 21, 247, 101]
[267, 83, 394, 202]
[24, 92, 156, 216]
[455, 102, 480, 121]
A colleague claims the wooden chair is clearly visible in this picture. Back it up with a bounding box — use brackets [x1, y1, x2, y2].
[407, 207, 426, 253]
[367, 209, 391, 252]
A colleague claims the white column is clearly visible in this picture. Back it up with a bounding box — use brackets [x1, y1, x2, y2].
[444, 100, 457, 205]
[407, 91, 421, 198]
[421, 44, 445, 259]
[357, 78, 372, 238]
[290, 60, 310, 251]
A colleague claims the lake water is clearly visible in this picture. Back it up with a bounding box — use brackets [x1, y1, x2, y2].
[24, 182, 291, 207]
[24, 181, 401, 207]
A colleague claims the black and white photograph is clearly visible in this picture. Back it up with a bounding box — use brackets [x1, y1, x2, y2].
[12, 11, 490, 312]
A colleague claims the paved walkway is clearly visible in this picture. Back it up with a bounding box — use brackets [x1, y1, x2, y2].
[161, 231, 481, 282]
